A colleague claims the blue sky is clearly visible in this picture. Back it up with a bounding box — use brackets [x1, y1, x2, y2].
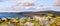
[0, 0, 59, 12]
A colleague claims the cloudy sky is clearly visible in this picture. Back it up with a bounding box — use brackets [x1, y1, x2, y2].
[0, 0, 59, 12]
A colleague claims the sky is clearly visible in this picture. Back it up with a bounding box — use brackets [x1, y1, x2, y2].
[0, 0, 59, 12]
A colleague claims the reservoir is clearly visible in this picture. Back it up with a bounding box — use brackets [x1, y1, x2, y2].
[0, 13, 27, 18]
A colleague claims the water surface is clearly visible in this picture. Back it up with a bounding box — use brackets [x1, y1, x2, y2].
[0, 14, 26, 18]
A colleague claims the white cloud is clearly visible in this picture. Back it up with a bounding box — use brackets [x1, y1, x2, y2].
[0, 0, 59, 12]
[5, 0, 36, 10]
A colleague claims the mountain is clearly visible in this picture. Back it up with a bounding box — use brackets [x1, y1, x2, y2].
[20, 10, 60, 16]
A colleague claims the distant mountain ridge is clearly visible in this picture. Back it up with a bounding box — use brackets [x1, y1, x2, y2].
[0, 10, 60, 14]
[20, 10, 60, 16]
